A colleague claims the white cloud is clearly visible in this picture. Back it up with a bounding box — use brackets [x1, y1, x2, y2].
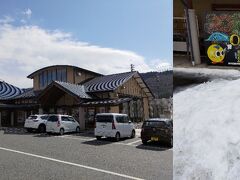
[0, 23, 154, 88]
[149, 59, 173, 72]
[22, 8, 32, 18]
[0, 16, 14, 24]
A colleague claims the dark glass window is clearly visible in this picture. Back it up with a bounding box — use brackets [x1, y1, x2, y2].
[116, 116, 124, 123]
[96, 115, 113, 123]
[39, 72, 44, 88]
[28, 115, 37, 120]
[143, 121, 167, 127]
[57, 69, 62, 81]
[40, 115, 49, 120]
[68, 117, 76, 122]
[61, 116, 69, 121]
[62, 68, 67, 82]
[43, 71, 48, 87]
[47, 71, 52, 84]
[48, 115, 58, 122]
[38, 68, 66, 88]
[56, 68, 67, 82]
[52, 70, 57, 81]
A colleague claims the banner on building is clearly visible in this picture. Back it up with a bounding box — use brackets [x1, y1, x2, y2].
[204, 12, 240, 66]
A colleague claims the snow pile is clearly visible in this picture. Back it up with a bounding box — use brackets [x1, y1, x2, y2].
[174, 78, 240, 180]
[174, 67, 240, 80]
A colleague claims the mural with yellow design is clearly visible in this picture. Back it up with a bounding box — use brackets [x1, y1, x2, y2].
[204, 12, 240, 65]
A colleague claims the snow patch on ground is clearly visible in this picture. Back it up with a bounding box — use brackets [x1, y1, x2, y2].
[174, 78, 240, 180]
[174, 67, 240, 80]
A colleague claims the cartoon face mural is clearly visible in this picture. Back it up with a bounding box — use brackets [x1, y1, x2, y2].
[204, 12, 240, 65]
[207, 44, 225, 63]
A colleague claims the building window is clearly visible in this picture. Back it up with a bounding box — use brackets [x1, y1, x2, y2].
[57, 68, 67, 82]
[52, 70, 57, 81]
[39, 68, 67, 88]
[47, 70, 52, 84]
[39, 72, 44, 88]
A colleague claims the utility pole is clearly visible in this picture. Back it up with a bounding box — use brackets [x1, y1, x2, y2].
[130, 64, 135, 72]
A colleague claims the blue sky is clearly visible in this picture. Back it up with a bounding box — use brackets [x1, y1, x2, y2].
[0, 0, 172, 87]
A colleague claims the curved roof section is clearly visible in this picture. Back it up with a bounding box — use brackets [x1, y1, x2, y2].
[13, 88, 41, 99]
[27, 65, 102, 79]
[0, 81, 23, 100]
[83, 71, 137, 92]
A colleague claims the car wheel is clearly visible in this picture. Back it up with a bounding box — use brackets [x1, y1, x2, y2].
[59, 128, 64, 136]
[76, 126, 80, 133]
[130, 130, 135, 138]
[115, 132, 120, 142]
[142, 139, 148, 145]
[96, 136, 101, 140]
[38, 124, 46, 133]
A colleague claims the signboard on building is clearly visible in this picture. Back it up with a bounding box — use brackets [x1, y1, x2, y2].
[204, 12, 240, 66]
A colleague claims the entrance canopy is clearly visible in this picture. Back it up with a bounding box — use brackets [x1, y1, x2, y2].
[81, 97, 132, 107]
[38, 81, 92, 106]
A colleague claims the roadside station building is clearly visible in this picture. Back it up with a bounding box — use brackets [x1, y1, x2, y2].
[0, 65, 153, 130]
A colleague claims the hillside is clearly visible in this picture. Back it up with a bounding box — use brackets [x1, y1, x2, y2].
[141, 71, 173, 98]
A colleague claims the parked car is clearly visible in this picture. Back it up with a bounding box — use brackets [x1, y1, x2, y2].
[46, 114, 80, 135]
[94, 113, 135, 141]
[24, 114, 49, 133]
[141, 118, 173, 147]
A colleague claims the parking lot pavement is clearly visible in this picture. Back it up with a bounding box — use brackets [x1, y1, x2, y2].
[0, 129, 172, 180]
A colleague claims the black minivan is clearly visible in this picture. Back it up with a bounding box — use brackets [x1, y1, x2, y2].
[141, 118, 173, 147]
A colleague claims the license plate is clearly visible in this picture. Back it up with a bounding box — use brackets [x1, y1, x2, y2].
[151, 137, 159, 141]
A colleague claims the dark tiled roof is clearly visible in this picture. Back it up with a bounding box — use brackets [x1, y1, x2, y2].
[54, 81, 92, 99]
[81, 98, 132, 106]
[83, 72, 137, 92]
[0, 81, 23, 100]
[13, 88, 41, 99]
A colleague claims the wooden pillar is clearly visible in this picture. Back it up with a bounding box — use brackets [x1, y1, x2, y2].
[79, 107, 85, 130]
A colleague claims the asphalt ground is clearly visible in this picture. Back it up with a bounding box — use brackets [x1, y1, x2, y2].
[0, 128, 172, 180]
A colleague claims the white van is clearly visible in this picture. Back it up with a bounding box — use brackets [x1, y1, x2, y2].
[46, 114, 80, 135]
[94, 113, 135, 141]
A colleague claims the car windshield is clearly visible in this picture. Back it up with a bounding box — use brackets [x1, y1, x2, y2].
[143, 121, 167, 127]
[28, 115, 37, 120]
[40, 116, 48, 120]
[96, 115, 113, 123]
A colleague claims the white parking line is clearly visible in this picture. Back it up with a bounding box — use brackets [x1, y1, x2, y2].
[126, 140, 142, 145]
[58, 136, 96, 141]
[59, 136, 140, 146]
[0, 147, 144, 180]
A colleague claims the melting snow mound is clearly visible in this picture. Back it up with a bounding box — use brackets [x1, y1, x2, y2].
[174, 78, 240, 180]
